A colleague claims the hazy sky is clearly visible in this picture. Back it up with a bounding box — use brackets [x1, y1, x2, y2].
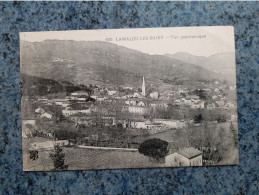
[20, 26, 235, 57]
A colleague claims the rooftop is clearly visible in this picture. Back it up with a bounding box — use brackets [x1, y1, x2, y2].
[178, 147, 202, 159]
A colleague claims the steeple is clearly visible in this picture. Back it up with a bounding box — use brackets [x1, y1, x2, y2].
[142, 76, 146, 97]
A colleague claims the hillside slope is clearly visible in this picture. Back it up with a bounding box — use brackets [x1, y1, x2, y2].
[20, 40, 221, 87]
[166, 52, 236, 83]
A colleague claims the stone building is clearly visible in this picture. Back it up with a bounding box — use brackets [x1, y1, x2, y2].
[165, 147, 202, 167]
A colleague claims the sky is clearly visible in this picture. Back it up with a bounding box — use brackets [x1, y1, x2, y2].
[20, 26, 235, 57]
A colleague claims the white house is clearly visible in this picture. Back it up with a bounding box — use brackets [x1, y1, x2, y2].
[130, 120, 165, 133]
[96, 97, 106, 102]
[107, 90, 117, 96]
[137, 101, 146, 106]
[55, 101, 63, 106]
[128, 106, 148, 114]
[125, 99, 137, 106]
[145, 122, 165, 134]
[40, 112, 52, 120]
[165, 147, 202, 167]
[149, 91, 159, 99]
[71, 91, 89, 96]
[130, 121, 147, 129]
[35, 108, 45, 114]
[80, 109, 91, 114]
[191, 101, 205, 109]
[153, 119, 181, 129]
[179, 88, 189, 94]
[62, 109, 91, 116]
[183, 95, 200, 105]
[123, 86, 133, 90]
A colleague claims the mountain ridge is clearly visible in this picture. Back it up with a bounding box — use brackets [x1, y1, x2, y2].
[20, 40, 225, 87]
[165, 52, 236, 83]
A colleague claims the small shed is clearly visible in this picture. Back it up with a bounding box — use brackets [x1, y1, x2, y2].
[165, 147, 202, 167]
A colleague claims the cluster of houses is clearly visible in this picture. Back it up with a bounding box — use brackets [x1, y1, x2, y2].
[173, 94, 235, 111]
[36, 77, 190, 134]
[23, 76, 237, 136]
[173, 95, 205, 109]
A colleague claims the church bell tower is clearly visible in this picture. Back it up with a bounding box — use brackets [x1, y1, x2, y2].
[142, 76, 146, 97]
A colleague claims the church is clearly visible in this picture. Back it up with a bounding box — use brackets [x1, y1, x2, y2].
[132, 76, 146, 98]
[142, 76, 146, 97]
[128, 77, 147, 114]
[141, 76, 159, 99]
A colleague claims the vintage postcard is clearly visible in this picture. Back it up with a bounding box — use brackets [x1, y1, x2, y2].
[20, 26, 238, 171]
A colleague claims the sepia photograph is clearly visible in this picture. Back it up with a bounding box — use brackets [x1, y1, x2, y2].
[20, 26, 238, 171]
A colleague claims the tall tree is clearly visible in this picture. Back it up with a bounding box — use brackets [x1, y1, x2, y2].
[138, 138, 169, 163]
[49, 145, 69, 171]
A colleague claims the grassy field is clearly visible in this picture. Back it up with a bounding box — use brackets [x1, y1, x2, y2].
[23, 144, 164, 171]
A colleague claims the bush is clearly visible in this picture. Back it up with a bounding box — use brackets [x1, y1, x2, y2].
[194, 114, 203, 123]
[138, 138, 169, 161]
[49, 144, 69, 171]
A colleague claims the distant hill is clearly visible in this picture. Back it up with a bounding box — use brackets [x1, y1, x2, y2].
[166, 52, 236, 83]
[20, 40, 222, 87]
[166, 52, 207, 66]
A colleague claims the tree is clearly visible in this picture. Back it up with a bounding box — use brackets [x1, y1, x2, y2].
[54, 121, 77, 145]
[25, 123, 37, 138]
[38, 85, 48, 96]
[194, 114, 203, 123]
[138, 138, 169, 162]
[194, 89, 207, 100]
[49, 144, 69, 171]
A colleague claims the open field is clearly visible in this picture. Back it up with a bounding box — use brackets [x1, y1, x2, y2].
[23, 145, 163, 171]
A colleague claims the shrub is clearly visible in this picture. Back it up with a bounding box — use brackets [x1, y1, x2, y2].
[138, 138, 169, 161]
[49, 144, 69, 171]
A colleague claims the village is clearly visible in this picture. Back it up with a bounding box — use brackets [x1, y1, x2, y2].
[22, 76, 238, 170]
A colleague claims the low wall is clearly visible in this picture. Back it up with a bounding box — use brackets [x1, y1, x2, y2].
[78, 145, 138, 152]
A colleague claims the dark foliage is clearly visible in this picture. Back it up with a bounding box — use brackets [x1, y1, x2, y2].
[138, 138, 169, 161]
[65, 85, 82, 93]
[21, 74, 64, 96]
[194, 89, 208, 100]
[49, 145, 69, 171]
[21, 73, 93, 97]
[194, 114, 203, 123]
